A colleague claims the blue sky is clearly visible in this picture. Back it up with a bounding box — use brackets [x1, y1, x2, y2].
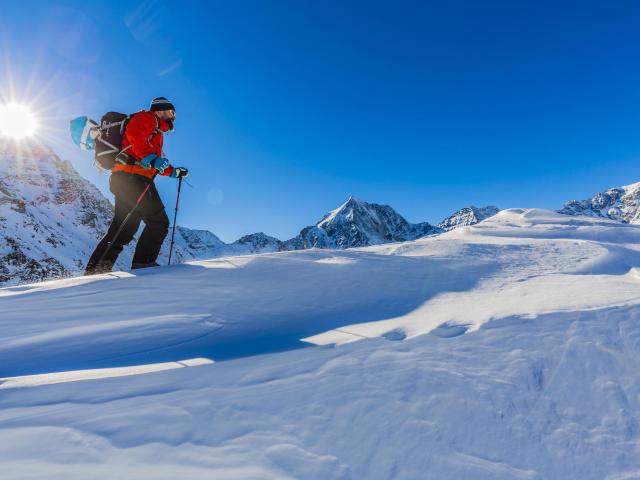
[2, 0, 640, 241]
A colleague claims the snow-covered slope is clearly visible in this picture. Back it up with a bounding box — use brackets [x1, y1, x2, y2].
[437, 205, 500, 231]
[558, 181, 640, 223]
[2, 208, 640, 478]
[0, 142, 114, 284]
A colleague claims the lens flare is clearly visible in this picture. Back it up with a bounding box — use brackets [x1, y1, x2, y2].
[0, 103, 38, 139]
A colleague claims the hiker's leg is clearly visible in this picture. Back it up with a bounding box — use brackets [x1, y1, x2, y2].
[85, 200, 141, 274]
[131, 182, 169, 266]
[85, 173, 147, 275]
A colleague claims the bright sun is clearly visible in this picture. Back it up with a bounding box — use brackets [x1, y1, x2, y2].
[0, 103, 38, 139]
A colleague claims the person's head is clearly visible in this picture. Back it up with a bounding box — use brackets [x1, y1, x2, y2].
[149, 97, 175, 130]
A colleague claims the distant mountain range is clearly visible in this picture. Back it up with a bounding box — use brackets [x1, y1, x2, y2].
[558, 182, 640, 224]
[0, 141, 501, 286]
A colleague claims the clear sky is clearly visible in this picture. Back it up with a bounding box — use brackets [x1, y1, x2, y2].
[2, 0, 640, 242]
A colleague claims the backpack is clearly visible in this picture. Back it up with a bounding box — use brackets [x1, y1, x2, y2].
[94, 112, 132, 170]
[70, 112, 159, 170]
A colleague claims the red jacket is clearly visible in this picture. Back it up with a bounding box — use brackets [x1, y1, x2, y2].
[112, 110, 173, 179]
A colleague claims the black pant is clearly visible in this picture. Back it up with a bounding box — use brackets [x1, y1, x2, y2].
[86, 172, 169, 274]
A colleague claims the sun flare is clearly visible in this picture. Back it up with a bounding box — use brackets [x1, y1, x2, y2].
[0, 103, 38, 139]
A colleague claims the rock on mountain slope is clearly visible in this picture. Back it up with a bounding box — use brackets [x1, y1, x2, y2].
[285, 196, 441, 249]
[558, 182, 640, 223]
[437, 205, 500, 231]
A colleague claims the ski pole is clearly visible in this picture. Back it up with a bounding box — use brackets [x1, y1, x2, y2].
[97, 171, 159, 267]
[167, 175, 183, 265]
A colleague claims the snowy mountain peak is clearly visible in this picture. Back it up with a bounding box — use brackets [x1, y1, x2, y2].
[317, 195, 366, 227]
[558, 182, 640, 224]
[303, 197, 439, 249]
[345, 195, 364, 205]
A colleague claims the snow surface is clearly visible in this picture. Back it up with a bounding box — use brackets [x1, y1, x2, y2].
[2, 208, 640, 478]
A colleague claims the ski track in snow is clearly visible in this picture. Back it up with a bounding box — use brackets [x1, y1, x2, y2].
[2, 208, 640, 478]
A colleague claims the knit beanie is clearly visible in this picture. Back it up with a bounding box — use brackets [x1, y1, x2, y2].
[150, 97, 175, 112]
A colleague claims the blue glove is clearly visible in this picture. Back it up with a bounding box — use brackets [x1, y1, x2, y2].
[153, 157, 170, 173]
[139, 154, 156, 169]
[171, 167, 189, 179]
[140, 154, 169, 173]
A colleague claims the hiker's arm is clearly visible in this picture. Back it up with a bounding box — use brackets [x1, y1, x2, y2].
[126, 114, 157, 160]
